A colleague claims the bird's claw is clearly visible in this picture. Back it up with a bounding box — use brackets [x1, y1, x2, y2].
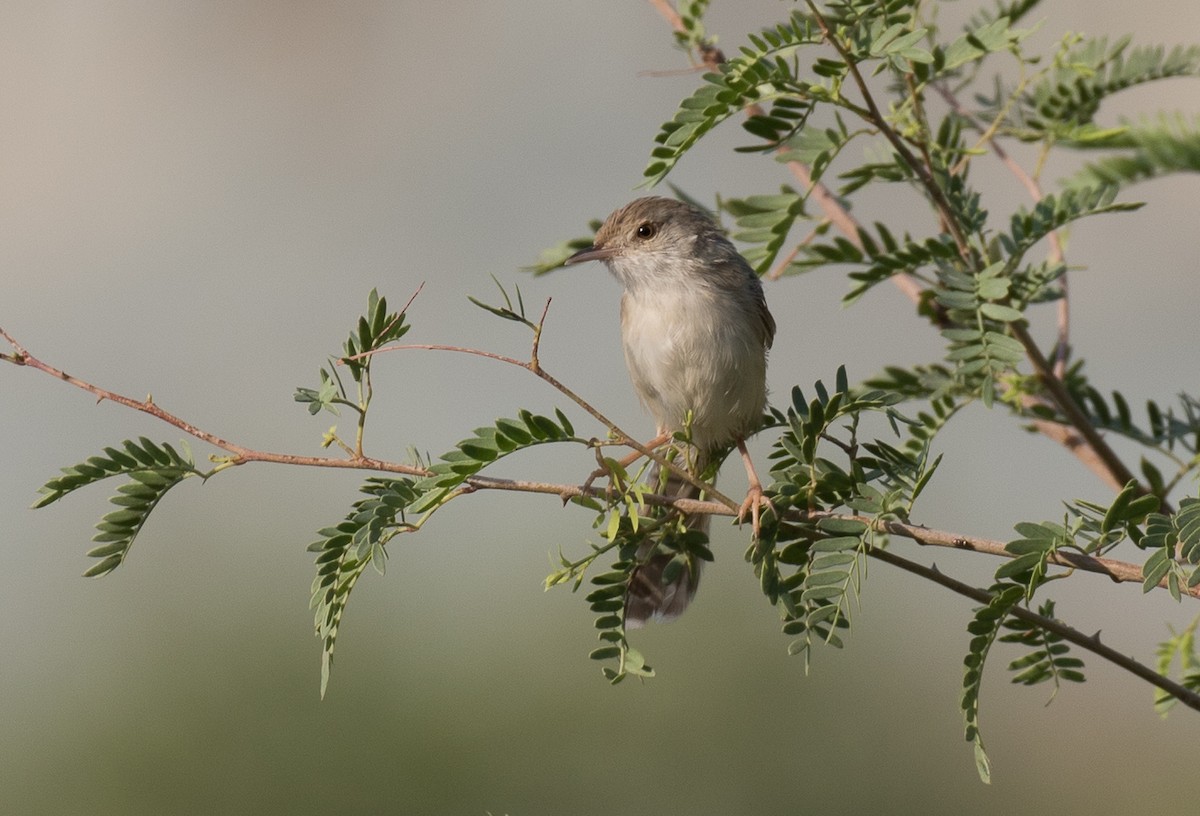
[581, 454, 624, 499]
[580, 466, 606, 496]
[563, 449, 615, 505]
[736, 485, 774, 539]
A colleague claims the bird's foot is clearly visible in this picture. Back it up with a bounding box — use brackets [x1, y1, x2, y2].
[736, 484, 775, 539]
[581, 463, 620, 497]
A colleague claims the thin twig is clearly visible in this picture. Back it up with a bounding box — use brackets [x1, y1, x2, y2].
[766, 219, 830, 281]
[2, 327, 254, 460]
[767, 242, 804, 282]
[646, 0, 683, 31]
[379, 281, 426, 343]
[529, 297, 552, 373]
[1009, 322, 1148, 499]
[342, 341, 733, 507]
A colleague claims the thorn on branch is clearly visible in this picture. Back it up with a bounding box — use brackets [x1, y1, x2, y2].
[530, 297, 552, 374]
[380, 281, 426, 341]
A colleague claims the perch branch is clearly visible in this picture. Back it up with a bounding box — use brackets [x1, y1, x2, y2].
[3, 323, 1189, 602]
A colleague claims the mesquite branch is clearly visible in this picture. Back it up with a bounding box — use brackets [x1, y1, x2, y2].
[2, 0, 1196, 724]
[1, 323, 1179, 595]
[4, 323, 1200, 714]
[871, 548, 1200, 712]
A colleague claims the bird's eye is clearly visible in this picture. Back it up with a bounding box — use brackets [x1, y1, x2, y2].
[635, 221, 658, 240]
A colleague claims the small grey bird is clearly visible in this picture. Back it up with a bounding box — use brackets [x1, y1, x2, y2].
[565, 196, 775, 626]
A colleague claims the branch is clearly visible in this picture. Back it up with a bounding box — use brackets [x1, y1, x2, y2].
[464, 471, 1191, 599]
[1, 318, 736, 518]
[806, 2, 972, 258]
[7, 325, 1185, 599]
[870, 547, 1200, 713]
[851, 513, 1196, 599]
[1, 327, 258, 464]
[344, 335, 734, 510]
[8, 321, 1200, 710]
[1009, 321, 1149, 499]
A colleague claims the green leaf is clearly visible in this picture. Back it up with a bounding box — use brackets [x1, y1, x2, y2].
[642, 12, 821, 185]
[414, 411, 579, 502]
[938, 16, 1027, 72]
[725, 190, 808, 275]
[961, 585, 1023, 784]
[33, 439, 200, 576]
[1063, 115, 1200, 191]
[1143, 548, 1171, 591]
[1023, 39, 1200, 135]
[815, 517, 869, 535]
[1000, 186, 1142, 262]
[311, 478, 418, 697]
[979, 303, 1024, 322]
[339, 289, 411, 383]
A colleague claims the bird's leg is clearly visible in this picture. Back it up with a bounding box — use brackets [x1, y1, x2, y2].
[581, 432, 672, 495]
[735, 438, 774, 538]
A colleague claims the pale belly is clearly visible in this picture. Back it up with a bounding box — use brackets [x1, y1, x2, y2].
[620, 286, 767, 451]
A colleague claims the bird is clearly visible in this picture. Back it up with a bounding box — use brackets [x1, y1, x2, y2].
[564, 196, 775, 626]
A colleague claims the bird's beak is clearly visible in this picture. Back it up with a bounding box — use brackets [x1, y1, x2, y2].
[563, 244, 614, 265]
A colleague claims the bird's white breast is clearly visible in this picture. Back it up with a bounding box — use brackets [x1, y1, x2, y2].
[619, 279, 768, 451]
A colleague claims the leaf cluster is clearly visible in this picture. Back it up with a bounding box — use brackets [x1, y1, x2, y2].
[1065, 115, 1200, 190]
[1020, 38, 1200, 137]
[1055, 365, 1200, 500]
[673, 0, 714, 54]
[584, 523, 713, 684]
[309, 478, 418, 697]
[294, 288, 410, 418]
[1142, 499, 1200, 600]
[1000, 600, 1085, 690]
[961, 583, 1023, 784]
[750, 367, 950, 668]
[643, 12, 823, 186]
[1155, 614, 1200, 715]
[412, 409, 579, 514]
[35, 438, 202, 577]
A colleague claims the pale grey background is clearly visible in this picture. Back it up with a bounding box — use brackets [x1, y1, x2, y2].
[2, 2, 1198, 813]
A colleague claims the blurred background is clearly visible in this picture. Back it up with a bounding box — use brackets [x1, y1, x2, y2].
[2, 1, 1198, 813]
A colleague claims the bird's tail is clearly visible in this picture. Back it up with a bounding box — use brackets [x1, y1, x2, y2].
[625, 457, 711, 628]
